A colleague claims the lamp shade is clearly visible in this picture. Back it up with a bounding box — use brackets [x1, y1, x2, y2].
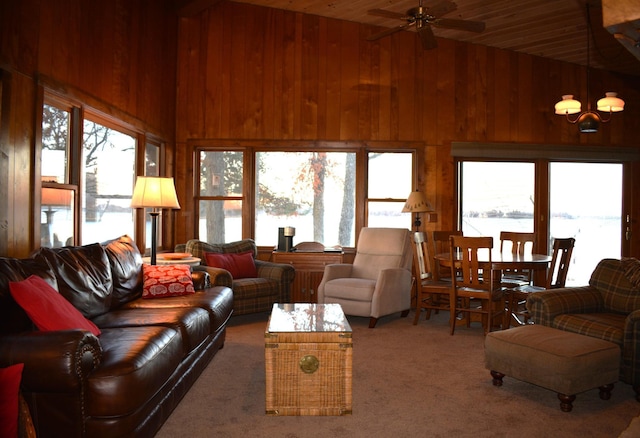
[42, 187, 72, 207]
[130, 177, 181, 209]
[596, 92, 625, 113]
[554, 95, 581, 115]
[402, 190, 433, 213]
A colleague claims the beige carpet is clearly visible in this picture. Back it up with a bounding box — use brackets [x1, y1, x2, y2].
[156, 310, 640, 438]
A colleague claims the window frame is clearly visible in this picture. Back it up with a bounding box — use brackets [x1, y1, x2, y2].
[37, 87, 169, 253]
[190, 140, 421, 247]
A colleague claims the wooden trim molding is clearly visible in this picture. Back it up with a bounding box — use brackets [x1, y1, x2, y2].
[452, 142, 640, 162]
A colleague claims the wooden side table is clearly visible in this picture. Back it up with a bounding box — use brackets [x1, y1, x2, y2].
[272, 251, 343, 303]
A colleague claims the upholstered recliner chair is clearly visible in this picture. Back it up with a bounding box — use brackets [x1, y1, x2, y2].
[317, 227, 413, 328]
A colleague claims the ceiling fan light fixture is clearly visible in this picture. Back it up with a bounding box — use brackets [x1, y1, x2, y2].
[554, 95, 581, 115]
[596, 92, 625, 113]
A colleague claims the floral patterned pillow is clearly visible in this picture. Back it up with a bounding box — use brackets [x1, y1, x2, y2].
[142, 264, 195, 299]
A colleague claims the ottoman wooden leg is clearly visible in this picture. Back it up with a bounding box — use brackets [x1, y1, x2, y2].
[558, 393, 576, 412]
[599, 383, 614, 400]
[490, 370, 505, 387]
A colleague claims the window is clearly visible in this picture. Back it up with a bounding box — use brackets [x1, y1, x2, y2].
[195, 144, 416, 247]
[460, 161, 535, 241]
[550, 162, 622, 285]
[198, 150, 244, 243]
[256, 151, 356, 247]
[367, 152, 413, 231]
[81, 118, 136, 244]
[40, 89, 163, 250]
[454, 142, 633, 285]
[41, 101, 75, 247]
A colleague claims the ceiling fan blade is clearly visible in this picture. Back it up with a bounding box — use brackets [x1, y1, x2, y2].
[426, 1, 458, 18]
[367, 8, 407, 20]
[367, 22, 416, 41]
[417, 25, 438, 50]
[431, 18, 485, 33]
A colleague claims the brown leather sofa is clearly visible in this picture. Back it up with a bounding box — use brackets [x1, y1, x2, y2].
[0, 235, 233, 437]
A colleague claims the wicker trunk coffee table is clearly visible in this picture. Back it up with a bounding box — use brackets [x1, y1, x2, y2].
[265, 303, 353, 416]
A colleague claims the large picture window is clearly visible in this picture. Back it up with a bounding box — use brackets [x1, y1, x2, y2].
[195, 143, 416, 248]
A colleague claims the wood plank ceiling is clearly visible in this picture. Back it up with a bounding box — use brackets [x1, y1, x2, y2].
[176, 0, 640, 77]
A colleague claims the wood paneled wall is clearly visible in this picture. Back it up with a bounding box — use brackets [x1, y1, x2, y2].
[174, 2, 640, 246]
[0, 0, 177, 256]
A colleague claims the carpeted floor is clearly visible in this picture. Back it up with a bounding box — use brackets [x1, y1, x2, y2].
[156, 310, 640, 438]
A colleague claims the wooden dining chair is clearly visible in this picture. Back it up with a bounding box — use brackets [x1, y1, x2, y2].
[412, 232, 452, 325]
[449, 235, 506, 335]
[499, 231, 536, 287]
[431, 230, 463, 281]
[508, 237, 576, 325]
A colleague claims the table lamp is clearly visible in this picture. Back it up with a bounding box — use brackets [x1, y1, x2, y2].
[402, 190, 433, 231]
[130, 176, 181, 265]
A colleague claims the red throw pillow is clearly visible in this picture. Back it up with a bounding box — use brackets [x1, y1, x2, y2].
[9, 275, 101, 336]
[0, 363, 23, 438]
[204, 251, 257, 279]
[142, 264, 195, 299]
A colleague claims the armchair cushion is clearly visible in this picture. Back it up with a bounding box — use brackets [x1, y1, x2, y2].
[204, 251, 257, 279]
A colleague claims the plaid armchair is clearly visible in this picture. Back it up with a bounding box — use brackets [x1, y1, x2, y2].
[176, 239, 295, 316]
[527, 258, 640, 398]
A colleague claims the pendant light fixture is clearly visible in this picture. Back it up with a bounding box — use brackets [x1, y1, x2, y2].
[554, 3, 624, 133]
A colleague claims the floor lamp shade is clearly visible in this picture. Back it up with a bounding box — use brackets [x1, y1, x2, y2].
[131, 177, 181, 265]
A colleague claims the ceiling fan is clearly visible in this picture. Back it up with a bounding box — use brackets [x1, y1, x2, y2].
[367, 0, 485, 50]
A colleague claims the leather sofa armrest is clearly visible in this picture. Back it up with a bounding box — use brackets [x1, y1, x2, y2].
[190, 269, 210, 290]
[193, 265, 233, 288]
[526, 286, 604, 326]
[0, 330, 102, 392]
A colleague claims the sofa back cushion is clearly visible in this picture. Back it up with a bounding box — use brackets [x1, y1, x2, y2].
[185, 239, 258, 262]
[36, 244, 113, 318]
[0, 255, 57, 334]
[590, 258, 640, 314]
[102, 235, 143, 308]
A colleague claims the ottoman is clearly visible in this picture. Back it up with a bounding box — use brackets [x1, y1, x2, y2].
[484, 324, 620, 412]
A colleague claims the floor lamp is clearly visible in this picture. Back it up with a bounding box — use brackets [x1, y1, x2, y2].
[130, 176, 181, 265]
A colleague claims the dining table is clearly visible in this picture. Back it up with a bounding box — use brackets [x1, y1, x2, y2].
[434, 250, 553, 327]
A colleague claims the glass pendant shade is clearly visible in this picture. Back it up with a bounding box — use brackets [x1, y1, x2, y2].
[554, 95, 581, 115]
[596, 92, 625, 113]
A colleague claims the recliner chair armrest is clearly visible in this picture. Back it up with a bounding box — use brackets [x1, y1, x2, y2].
[527, 286, 604, 326]
[0, 330, 102, 392]
[317, 264, 356, 303]
[370, 268, 413, 315]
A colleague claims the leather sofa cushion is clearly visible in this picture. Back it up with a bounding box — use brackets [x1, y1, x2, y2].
[92, 307, 210, 356]
[86, 326, 183, 417]
[121, 286, 233, 333]
[102, 235, 143, 308]
[37, 244, 113, 318]
[0, 254, 57, 334]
